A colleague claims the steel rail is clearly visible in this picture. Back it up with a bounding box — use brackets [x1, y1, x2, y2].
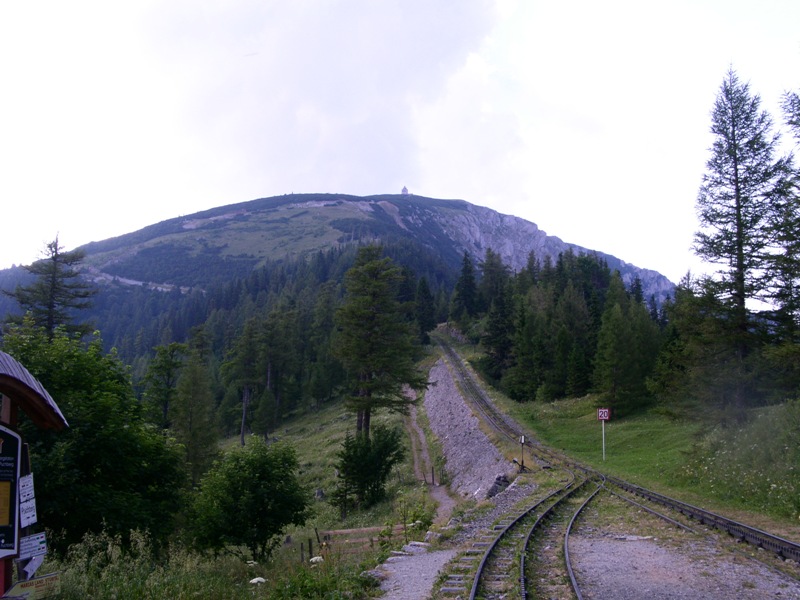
[563, 482, 603, 600]
[602, 482, 699, 534]
[518, 479, 594, 599]
[468, 485, 578, 600]
[605, 475, 800, 563]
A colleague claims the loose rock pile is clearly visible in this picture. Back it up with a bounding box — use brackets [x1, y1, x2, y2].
[423, 358, 514, 499]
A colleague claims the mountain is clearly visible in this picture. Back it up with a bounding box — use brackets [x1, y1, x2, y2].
[76, 192, 674, 302]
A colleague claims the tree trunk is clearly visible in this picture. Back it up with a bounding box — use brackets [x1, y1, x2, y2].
[240, 386, 250, 446]
[363, 407, 371, 440]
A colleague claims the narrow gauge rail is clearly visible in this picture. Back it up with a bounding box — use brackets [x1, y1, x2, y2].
[468, 481, 586, 599]
[437, 337, 602, 598]
[434, 335, 800, 569]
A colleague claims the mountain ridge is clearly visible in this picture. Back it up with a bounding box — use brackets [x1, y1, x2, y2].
[76, 193, 674, 302]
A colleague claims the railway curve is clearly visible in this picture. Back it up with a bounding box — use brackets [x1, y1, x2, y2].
[432, 333, 800, 598]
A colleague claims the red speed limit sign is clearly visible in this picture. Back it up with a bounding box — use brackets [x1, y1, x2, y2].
[597, 408, 611, 421]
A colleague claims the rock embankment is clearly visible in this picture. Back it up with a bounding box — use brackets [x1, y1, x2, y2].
[423, 358, 513, 499]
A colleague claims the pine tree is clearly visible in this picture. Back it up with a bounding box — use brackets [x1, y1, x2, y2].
[450, 251, 478, 325]
[481, 281, 514, 380]
[592, 272, 657, 415]
[308, 282, 345, 403]
[415, 277, 436, 344]
[478, 248, 510, 312]
[174, 347, 219, 487]
[763, 89, 800, 344]
[784, 90, 800, 139]
[593, 303, 631, 414]
[694, 69, 790, 361]
[4, 237, 96, 338]
[142, 342, 186, 429]
[221, 318, 263, 445]
[334, 246, 427, 438]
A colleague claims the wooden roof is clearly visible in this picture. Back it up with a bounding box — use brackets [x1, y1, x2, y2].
[0, 352, 68, 431]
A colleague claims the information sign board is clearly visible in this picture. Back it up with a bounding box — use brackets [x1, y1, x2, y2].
[1, 572, 60, 598]
[19, 533, 46, 560]
[19, 499, 36, 529]
[0, 426, 20, 559]
[18, 475, 34, 504]
[597, 408, 610, 421]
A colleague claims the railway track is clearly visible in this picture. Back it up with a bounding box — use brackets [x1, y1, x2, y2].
[433, 334, 800, 597]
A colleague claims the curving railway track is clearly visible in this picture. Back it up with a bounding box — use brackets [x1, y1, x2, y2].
[433, 334, 800, 599]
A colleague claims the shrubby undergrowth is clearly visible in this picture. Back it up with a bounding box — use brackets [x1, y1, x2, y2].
[44, 529, 379, 600]
[678, 400, 800, 520]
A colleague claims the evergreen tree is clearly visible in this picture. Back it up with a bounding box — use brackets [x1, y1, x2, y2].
[331, 425, 405, 512]
[308, 282, 345, 403]
[142, 342, 186, 429]
[4, 237, 96, 339]
[555, 281, 592, 397]
[221, 318, 262, 445]
[647, 275, 754, 417]
[415, 276, 436, 344]
[502, 300, 540, 400]
[592, 272, 657, 415]
[481, 280, 514, 381]
[450, 251, 478, 325]
[593, 303, 632, 414]
[174, 346, 219, 487]
[763, 180, 800, 344]
[694, 69, 790, 365]
[478, 248, 510, 312]
[334, 246, 427, 439]
[784, 89, 800, 140]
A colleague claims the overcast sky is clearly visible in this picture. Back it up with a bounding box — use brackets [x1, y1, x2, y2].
[1, 1, 799, 283]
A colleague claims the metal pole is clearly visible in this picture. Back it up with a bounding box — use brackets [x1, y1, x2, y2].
[602, 420, 606, 461]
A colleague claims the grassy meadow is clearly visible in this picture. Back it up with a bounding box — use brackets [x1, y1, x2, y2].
[494, 387, 800, 538]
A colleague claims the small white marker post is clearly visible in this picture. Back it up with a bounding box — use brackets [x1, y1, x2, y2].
[597, 408, 610, 460]
[519, 435, 525, 471]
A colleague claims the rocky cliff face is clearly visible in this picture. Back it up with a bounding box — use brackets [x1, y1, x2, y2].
[380, 196, 675, 303]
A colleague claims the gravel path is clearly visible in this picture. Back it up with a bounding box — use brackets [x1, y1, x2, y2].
[376, 544, 460, 600]
[571, 536, 800, 599]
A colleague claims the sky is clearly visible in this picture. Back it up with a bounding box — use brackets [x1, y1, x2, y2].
[1, 1, 799, 284]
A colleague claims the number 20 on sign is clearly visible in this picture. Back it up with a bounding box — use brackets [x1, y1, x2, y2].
[597, 408, 610, 460]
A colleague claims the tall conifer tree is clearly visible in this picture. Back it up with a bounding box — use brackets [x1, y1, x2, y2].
[450, 251, 478, 325]
[4, 237, 96, 338]
[694, 69, 789, 359]
[334, 246, 427, 438]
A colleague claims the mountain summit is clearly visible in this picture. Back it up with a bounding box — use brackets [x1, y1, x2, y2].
[78, 193, 673, 302]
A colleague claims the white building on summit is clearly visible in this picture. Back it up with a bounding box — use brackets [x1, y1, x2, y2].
[401, 186, 409, 195]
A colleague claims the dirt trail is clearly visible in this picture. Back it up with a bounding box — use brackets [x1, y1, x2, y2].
[405, 400, 457, 525]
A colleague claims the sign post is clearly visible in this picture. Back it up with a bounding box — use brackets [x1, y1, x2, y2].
[519, 436, 525, 471]
[597, 408, 610, 460]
